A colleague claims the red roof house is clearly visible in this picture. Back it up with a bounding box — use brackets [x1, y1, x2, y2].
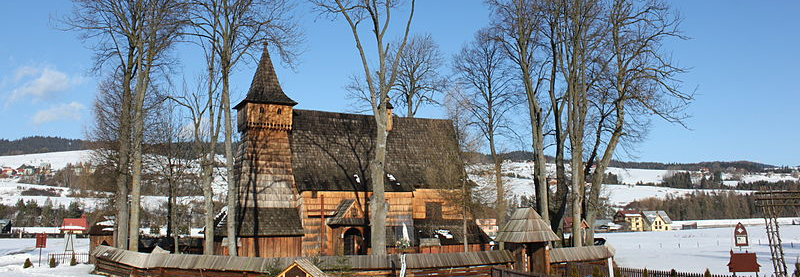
[61, 215, 88, 234]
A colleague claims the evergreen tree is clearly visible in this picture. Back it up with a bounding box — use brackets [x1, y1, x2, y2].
[23, 258, 32, 268]
[70, 253, 77, 266]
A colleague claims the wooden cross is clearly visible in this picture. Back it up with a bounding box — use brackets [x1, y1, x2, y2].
[306, 195, 335, 255]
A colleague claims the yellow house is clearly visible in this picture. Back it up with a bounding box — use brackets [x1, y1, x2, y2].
[642, 211, 673, 231]
[613, 210, 645, 232]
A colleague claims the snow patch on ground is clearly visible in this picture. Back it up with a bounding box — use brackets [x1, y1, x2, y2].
[0, 237, 97, 276]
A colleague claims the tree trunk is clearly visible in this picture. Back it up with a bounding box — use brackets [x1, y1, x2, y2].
[170, 178, 179, 253]
[369, 107, 389, 255]
[115, 89, 131, 250]
[531, 110, 549, 225]
[569, 144, 583, 247]
[463, 181, 469, 252]
[222, 65, 238, 256]
[202, 160, 215, 255]
[489, 133, 505, 227]
[585, 103, 624, 244]
[128, 47, 151, 251]
[114, 49, 137, 250]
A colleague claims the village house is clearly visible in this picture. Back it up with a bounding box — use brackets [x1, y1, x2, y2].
[0, 166, 16, 177]
[641, 210, 672, 231]
[213, 47, 490, 258]
[613, 210, 645, 232]
[16, 164, 36, 176]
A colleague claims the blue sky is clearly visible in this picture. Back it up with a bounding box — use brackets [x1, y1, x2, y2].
[0, 1, 797, 166]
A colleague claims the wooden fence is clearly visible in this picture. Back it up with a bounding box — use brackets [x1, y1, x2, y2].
[48, 252, 89, 265]
[92, 245, 514, 277]
[616, 267, 733, 277]
[493, 266, 734, 277]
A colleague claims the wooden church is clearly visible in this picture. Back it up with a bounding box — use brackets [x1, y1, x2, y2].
[214, 47, 491, 257]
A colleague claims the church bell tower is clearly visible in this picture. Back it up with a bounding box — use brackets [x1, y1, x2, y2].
[231, 45, 304, 252]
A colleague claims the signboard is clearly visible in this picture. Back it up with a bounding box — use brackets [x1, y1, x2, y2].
[734, 222, 749, 247]
[35, 233, 46, 248]
[728, 250, 760, 273]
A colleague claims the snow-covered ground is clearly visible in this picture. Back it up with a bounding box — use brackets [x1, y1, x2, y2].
[604, 223, 800, 276]
[0, 237, 97, 276]
[0, 151, 92, 170]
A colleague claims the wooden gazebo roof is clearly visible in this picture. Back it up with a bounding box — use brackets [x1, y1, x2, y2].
[495, 208, 559, 243]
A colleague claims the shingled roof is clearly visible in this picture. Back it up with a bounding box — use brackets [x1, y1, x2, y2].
[217, 207, 304, 237]
[495, 208, 559, 243]
[234, 45, 297, 109]
[290, 109, 464, 192]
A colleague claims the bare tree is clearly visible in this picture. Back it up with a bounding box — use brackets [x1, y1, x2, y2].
[149, 101, 195, 253]
[584, 0, 691, 243]
[311, 0, 416, 255]
[392, 34, 446, 117]
[487, 0, 551, 226]
[528, 0, 574, 238]
[443, 87, 484, 252]
[189, 0, 302, 256]
[63, 0, 142, 250]
[452, 29, 518, 229]
[65, 0, 185, 250]
[556, 0, 605, 247]
[170, 72, 223, 255]
[346, 34, 445, 117]
[127, 0, 187, 251]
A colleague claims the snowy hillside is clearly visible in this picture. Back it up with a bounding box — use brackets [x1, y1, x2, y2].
[0, 150, 92, 170]
[468, 162, 761, 208]
[601, 184, 752, 207]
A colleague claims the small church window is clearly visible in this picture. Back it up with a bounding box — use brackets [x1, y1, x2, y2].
[277, 108, 282, 115]
[259, 107, 265, 114]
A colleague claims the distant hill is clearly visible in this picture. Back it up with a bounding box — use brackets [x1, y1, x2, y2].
[0, 136, 88, 156]
[469, 150, 774, 172]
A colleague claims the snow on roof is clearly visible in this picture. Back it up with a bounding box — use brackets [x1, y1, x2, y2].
[642, 210, 672, 224]
[618, 210, 641, 216]
[657, 211, 673, 224]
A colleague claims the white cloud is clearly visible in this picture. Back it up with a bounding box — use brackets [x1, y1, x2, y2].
[4, 65, 83, 104]
[32, 102, 85, 125]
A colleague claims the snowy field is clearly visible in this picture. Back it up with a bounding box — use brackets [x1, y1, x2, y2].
[603, 224, 800, 276]
[0, 237, 96, 276]
[0, 150, 92, 170]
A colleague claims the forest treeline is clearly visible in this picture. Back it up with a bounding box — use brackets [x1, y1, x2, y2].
[0, 136, 87, 155]
[624, 191, 766, 220]
[624, 190, 800, 221]
[0, 136, 233, 157]
[467, 150, 774, 173]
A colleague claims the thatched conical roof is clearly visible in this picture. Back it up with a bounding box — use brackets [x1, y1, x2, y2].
[495, 208, 559, 243]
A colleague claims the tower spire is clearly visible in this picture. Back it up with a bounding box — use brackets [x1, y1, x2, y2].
[234, 45, 297, 110]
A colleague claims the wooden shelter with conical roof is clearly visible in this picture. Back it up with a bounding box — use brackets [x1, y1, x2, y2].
[496, 208, 559, 274]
